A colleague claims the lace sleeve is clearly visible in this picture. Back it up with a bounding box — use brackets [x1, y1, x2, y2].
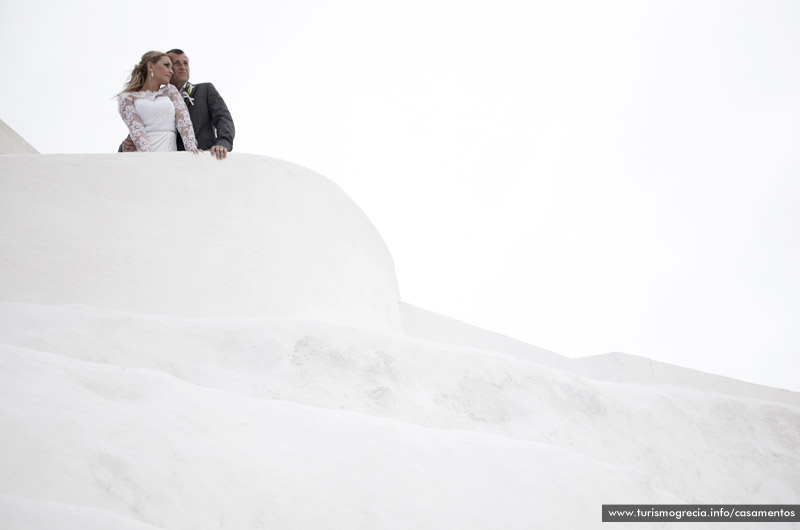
[117, 93, 150, 152]
[167, 84, 198, 150]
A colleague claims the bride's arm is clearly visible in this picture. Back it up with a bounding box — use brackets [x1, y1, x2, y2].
[167, 84, 199, 151]
[118, 94, 150, 152]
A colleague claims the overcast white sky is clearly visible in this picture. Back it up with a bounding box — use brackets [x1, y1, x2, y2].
[1, 0, 798, 391]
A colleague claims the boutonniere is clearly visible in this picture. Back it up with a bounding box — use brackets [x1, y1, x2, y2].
[182, 83, 195, 106]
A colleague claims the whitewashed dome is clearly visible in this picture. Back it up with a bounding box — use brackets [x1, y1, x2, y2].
[0, 153, 402, 332]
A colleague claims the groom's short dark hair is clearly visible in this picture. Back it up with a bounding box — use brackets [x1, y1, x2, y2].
[166, 49, 185, 55]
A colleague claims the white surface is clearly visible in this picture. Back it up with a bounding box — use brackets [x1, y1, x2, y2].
[401, 301, 568, 368]
[0, 302, 798, 529]
[0, 153, 402, 332]
[0, 153, 798, 529]
[0, 119, 37, 154]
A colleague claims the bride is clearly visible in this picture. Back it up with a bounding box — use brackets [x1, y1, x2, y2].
[118, 51, 200, 153]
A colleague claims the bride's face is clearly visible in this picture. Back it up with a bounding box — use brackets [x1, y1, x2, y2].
[149, 56, 173, 85]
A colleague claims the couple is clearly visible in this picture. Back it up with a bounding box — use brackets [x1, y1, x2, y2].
[117, 49, 234, 159]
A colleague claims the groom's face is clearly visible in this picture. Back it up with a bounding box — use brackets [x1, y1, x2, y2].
[169, 53, 191, 87]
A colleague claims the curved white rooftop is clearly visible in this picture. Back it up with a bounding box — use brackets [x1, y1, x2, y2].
[0, 153, 403, 332]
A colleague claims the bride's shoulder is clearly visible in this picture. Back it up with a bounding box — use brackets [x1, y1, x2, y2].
[120, 85, 174, 98]
[119, 88, 148, 99]
[118, 90, 136, 102]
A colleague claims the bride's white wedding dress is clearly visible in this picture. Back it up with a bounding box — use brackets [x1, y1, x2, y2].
[118, 84, 198, 152]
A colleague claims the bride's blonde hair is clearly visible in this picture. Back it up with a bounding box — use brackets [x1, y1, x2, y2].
[119, 51, 168, 94]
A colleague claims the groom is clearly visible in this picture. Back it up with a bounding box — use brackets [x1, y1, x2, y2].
[121, 49, 235, 160]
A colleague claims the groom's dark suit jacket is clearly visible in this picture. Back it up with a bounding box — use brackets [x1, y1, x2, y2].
[176, 81, 235, 151]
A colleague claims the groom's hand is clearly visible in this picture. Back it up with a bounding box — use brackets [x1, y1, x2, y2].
[209, 145, 228, 160]
[122, 136, 136, 152]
